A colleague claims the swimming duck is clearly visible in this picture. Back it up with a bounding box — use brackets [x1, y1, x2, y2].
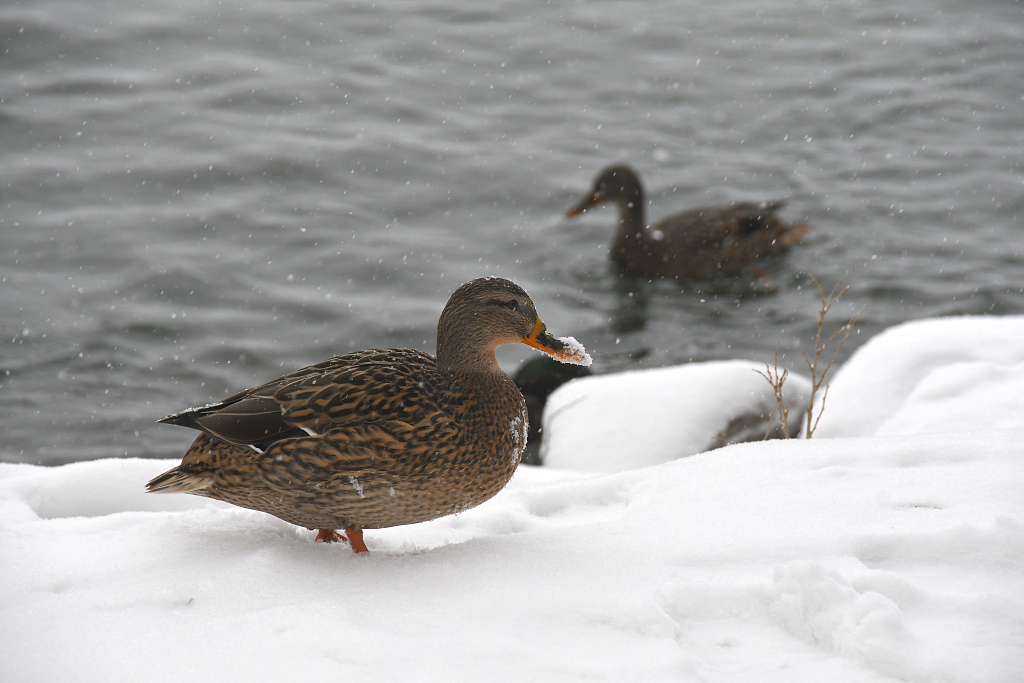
[147, 277, 591, 553]
[566, 164, 809, 279]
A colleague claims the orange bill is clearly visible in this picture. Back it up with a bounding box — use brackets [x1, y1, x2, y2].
[522, 319, 591, 366]
[565, 190, 604, 218]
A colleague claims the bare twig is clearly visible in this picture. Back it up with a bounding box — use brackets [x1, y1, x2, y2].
[756, 270, 865, 439]
[801, 271, 865, 438]
[754, 343, 793, 439]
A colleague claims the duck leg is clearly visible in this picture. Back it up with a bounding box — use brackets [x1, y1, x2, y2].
[345, 527, 369, 553]
[314, 527, 369, 553]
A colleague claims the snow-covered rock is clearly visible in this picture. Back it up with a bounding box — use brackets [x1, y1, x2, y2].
[541, 360, 811, 472]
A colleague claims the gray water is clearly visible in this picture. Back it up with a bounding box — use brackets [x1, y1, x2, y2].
[3, 0, 1023, 466]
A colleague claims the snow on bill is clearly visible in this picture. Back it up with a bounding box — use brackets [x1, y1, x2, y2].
[554, 335, 593, 367]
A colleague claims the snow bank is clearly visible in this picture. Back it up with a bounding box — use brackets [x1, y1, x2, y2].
[2, 316, 1022, 682]
[2, 434, 1021, 683]
[813, 315, 1024, 437]
[541, 360, 811, 472]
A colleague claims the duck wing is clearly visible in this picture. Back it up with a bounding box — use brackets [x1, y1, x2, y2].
[158, 349, 442, 450]
[730, 200, 786, 238]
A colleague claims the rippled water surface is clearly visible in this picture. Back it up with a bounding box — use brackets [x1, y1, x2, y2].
[3, 0, 1023, 465]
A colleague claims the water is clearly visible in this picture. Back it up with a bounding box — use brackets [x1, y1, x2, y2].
[3, 0, 1023, 466]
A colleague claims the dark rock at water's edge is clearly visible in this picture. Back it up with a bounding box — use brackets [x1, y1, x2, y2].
[513, 355, 592, 466]
[710, 409, 804, 451]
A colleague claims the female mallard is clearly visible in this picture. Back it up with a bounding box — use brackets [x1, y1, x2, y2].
[566, 164, 809, 279]
[147, 277, 590, 553]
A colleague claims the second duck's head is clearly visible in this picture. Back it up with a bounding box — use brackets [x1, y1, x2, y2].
[566, 164, 644, 217]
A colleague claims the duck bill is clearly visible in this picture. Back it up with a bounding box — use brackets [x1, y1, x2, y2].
[522, 319, 572, 361]
[565, 191, 603, 218]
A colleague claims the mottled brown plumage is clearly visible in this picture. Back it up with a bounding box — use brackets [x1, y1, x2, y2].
[567, 164, 809, 279]
[147, 278, 589, 553]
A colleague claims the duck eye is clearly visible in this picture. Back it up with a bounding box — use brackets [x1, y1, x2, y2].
[505, 300, 519, 311]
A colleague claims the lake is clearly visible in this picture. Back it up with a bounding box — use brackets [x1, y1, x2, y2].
[2, 0, 1022, 465]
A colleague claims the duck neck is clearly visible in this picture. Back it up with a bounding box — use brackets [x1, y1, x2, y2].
[435, 321, 503, 378]
[611, 186, 649, 270]
[612, 187, 647, 247]
[435, 333, 518, 428]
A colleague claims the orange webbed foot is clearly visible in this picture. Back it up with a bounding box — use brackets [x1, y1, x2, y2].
[314, 528, 345, 543]
[314, 527, 369, 553]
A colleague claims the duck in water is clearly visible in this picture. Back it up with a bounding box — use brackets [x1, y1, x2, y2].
[567, 164, 809, 279]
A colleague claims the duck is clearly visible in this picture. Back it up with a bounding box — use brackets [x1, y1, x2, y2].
[566, 164, 809, 279]
[147, 277, 591, 553]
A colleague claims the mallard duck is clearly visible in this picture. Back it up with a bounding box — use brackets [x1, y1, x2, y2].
[147, 277, 591, 553]
[566, 164, 809, 279]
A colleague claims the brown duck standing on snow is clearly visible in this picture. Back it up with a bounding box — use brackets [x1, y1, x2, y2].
[147, 277, 591, 553]
[566, 164, 809, 279]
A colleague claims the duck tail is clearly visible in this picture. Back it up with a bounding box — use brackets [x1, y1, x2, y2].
[146, 466, 214, 494]
[781, 221, 810, 246]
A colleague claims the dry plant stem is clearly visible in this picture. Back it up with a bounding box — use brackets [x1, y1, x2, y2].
[755, 343, 793, 439]
[801, 271, 865, 438]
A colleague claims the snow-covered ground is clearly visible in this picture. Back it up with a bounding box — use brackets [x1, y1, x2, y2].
[2, 316, 1022, 682]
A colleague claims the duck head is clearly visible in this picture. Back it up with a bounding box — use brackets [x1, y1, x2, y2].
[566, 164, 645, 217]
[436, 278, 590, 373]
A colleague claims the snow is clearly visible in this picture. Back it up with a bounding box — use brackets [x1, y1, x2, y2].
[812, 315, 1024, 438]
[2, 315, 1023, 682]
[542, 360, 811, 472]
[554, 334, 593, 367]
